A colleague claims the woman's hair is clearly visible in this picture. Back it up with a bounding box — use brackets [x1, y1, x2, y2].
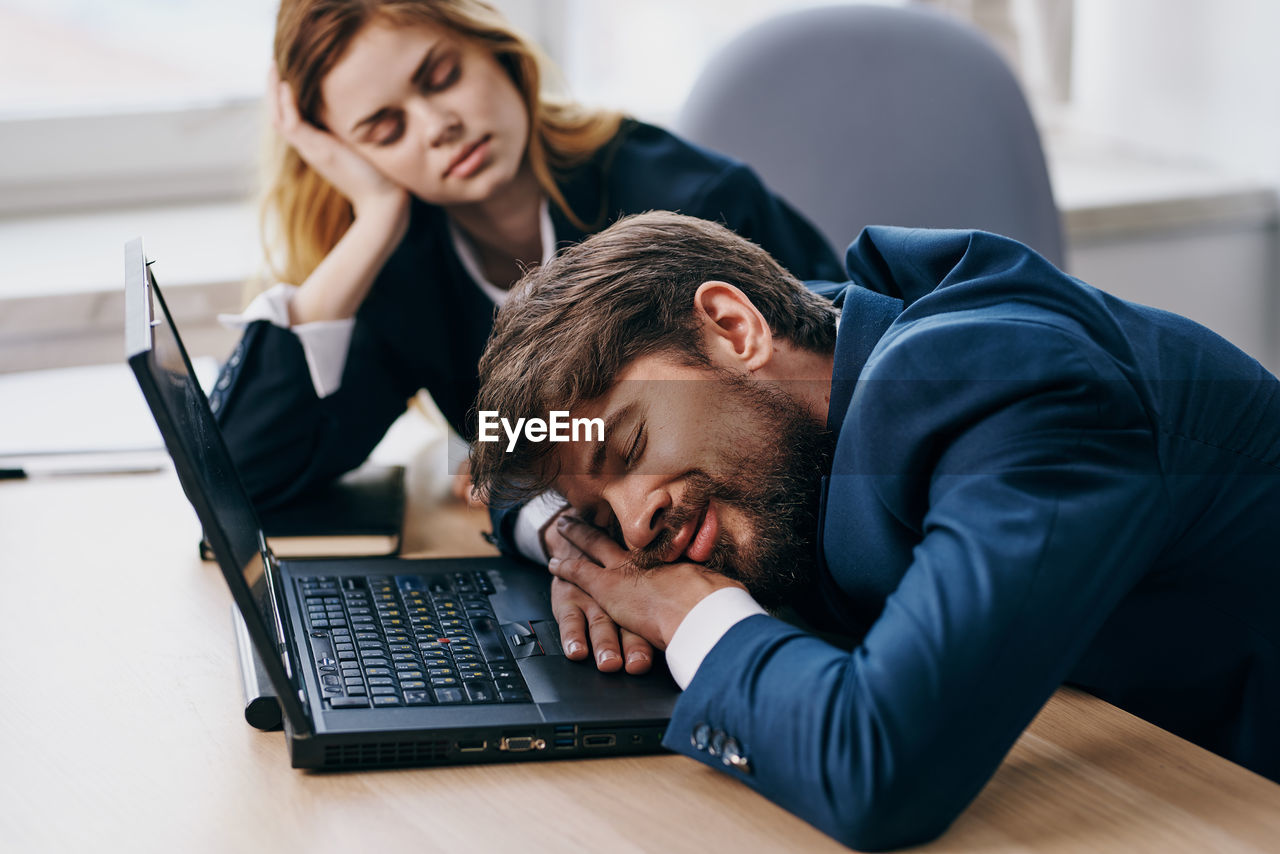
[262, 0, 623, 285]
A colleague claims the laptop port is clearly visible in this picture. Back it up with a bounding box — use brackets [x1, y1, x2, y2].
[582, 734, 616, 748]
[457, 739, 487, 753]
[553, 737, 575, 749]
[553, 724, 576, 735]
[499, 735, 546, 752]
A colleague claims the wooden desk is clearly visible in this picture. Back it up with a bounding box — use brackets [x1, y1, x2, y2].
[2, 469, 1278, 852]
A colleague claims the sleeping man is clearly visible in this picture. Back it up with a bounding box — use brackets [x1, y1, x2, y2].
[468, 211, 1280, 850]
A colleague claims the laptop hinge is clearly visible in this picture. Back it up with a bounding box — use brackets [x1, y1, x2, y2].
[257, 533, 313, 733]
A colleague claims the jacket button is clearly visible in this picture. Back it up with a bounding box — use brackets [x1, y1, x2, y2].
[691, 723, 710, 751]
[708, 730, 726, 757]
[721, 738, 751, 774]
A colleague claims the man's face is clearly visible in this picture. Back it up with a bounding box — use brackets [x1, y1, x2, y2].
[554, 353, 836, 609]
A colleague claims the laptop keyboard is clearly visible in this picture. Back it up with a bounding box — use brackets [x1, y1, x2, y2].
[297, 572, 533, 709]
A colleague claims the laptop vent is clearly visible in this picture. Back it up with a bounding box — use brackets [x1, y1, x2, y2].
[322, 740, 451, 768]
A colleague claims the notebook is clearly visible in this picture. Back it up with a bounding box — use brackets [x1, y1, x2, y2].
[199, 464, 405, 560]
[126, 238, 679, 769]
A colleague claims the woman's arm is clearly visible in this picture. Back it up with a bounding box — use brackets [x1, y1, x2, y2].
[269, 72, 411, 324]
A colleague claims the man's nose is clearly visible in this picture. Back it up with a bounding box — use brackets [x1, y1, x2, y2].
[603, 475, 670, 551]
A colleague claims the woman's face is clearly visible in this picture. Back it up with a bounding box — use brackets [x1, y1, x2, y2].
[319, 18, 531, 206]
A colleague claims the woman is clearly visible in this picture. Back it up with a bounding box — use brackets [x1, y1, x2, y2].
[212, 0, 842, 651]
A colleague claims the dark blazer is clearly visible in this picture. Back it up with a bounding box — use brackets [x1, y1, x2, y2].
[666, 227, 1280, 850]
[211, 119, 842, 512]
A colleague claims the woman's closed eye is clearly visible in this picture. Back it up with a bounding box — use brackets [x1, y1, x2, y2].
[423, 57, 461, 92]
[369, 113, 405, 146]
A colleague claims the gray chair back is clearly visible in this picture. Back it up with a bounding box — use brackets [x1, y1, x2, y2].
[674, 4, 1065, 268]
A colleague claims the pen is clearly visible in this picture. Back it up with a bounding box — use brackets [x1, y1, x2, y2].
[0, 464, 165, 479]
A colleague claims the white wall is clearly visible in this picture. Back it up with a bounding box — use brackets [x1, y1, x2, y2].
[1071, 0, 1280, 186]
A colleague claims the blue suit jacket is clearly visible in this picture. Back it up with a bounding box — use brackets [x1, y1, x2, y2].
[666, 227, 1280, 850]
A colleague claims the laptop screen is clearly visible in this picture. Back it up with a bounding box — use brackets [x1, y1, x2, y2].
[125, 238, 309, 730]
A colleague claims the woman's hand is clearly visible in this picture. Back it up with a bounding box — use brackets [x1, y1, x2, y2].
[268, 67, 410, 323]
[269, 66, 408, 219]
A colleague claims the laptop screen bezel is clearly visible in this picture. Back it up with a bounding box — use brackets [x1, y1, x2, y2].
[124, 238, 313, 737]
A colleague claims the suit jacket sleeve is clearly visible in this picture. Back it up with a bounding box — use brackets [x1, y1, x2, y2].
[212, 316, 419, 508]
[662, 321, 1170, 850]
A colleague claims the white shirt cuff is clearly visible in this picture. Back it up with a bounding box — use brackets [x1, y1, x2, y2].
[218, 284, 356, 399]
[511, 491, 567, 563]
[664, 587, 767, 690]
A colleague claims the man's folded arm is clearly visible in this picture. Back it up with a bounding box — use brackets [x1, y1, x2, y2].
[662, 327, 1169, 849]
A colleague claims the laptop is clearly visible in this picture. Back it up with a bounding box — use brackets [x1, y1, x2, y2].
[124, 238, 679, 769]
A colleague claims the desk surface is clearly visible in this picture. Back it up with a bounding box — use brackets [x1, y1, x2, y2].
[2, 469, 1278, 852]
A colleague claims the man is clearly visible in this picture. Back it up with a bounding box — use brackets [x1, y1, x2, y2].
[469, 211, 1280, 850]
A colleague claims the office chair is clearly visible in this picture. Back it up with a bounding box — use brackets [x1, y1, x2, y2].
[674, 3, 1065, 269]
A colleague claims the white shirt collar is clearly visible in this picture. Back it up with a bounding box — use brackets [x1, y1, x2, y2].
[446, 197, 555, 306]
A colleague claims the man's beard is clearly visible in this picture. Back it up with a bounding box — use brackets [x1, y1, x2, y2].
[626, 372, 836, 610]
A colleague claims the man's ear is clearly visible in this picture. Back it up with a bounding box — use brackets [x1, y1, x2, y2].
[692, 281, 772, 372]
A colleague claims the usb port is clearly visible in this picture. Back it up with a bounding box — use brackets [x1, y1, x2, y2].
[553, 724, 575, 735]
[582, 734, 616, 748]
[553, 737, 575, 749]
[457, 739, 487, 752]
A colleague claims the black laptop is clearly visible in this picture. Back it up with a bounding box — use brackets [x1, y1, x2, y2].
[124, 239, 679, 769]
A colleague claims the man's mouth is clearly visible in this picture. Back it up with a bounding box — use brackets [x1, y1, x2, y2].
[444, 134, 491, 178]
[669, 502, 718, 564]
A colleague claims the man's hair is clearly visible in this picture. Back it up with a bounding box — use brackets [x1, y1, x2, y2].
[469, 210, 840, 505]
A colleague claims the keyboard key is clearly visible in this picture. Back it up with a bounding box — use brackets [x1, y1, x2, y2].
[372, 695, 401, 706]
[434, 687, 464, 704]
[399, 680, 427, 690]
[431, 676, 459, 687]
[494, 678, 525, 693]
[337, 651, 357, 661]
[464, 681, 496, 702]
[364, 666, 391, 676]
[370, 685, 398, 696]
[403, 690, 432, 705]
[344, 677, 364, 687]
[329, 696, 368, 708]
[347, 685, 366, 696]
[499, 689, 532, 703]
[367, 677, 394, 686]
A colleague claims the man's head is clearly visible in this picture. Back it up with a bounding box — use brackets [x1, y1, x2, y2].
[470, 211, 840, 607]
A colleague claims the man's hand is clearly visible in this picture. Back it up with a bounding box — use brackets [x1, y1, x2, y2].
[543, 508, 653, 674]
[548, 516, 744, 650]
